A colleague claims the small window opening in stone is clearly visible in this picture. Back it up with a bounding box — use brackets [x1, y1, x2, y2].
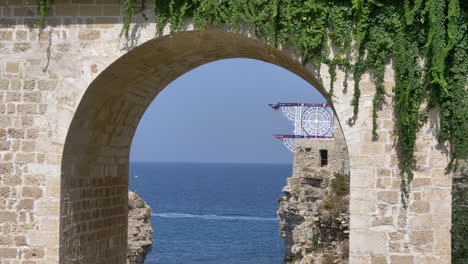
[305, 148, 312, 152]
[320, 149, 328, 166]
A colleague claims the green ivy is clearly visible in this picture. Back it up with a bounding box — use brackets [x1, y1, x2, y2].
[452, 167, 468, 263]
[36, 0, 48, 29]
[37, 1, 467, 198]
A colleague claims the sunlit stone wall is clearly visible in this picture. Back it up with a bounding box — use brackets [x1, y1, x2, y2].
[0, 1, 452, 263]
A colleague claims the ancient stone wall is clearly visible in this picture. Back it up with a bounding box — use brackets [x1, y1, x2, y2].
[0, 2, 453, 263]
[278, 125, 350, 264]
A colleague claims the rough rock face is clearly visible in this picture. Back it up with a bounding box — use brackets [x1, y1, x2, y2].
[278, 136, 350, 264]
[128, 191, 153, 264]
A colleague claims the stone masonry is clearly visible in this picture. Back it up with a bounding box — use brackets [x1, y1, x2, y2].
[0, 2, 453, 263]
[278, 124, 350, 263]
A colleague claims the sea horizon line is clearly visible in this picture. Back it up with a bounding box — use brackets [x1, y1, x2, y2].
[129, 160, 292, 166]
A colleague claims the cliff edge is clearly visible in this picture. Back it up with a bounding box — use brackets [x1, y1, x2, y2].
[278, 137, 350, 264]
[127, 191, 153, 264]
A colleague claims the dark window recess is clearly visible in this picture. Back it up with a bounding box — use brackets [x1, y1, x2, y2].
[320, 149, 328, 166]
[305, 148, 312, 152]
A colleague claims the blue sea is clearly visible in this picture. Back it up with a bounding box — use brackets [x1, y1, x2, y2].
[129, 162, 292, 264]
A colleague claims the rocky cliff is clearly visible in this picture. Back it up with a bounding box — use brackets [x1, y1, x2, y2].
[278, 137, 350, 264]
[127, 191, 153, 264]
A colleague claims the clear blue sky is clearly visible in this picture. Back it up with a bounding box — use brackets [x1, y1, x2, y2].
[130, 58, 325, 164]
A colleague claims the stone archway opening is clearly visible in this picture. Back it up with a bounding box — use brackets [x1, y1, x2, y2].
[60, 30, 349, 263]
[125, 57, 347, 263]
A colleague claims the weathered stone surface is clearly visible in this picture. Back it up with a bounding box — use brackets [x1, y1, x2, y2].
[78, 30, 101, 40]
[127, 191, 153, 264]
[0, 2, 453, 263]
[377, 191, 399, 204]
[371, 256, 387, 264]
[278, 129, 350, 264]
[410, 231, 433, 243]
[409, 201, 430, 214]
[390, 255, 413, 264]
[351, 231, 387, 255]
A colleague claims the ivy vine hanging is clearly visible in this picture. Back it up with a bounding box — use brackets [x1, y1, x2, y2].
[36, 0, 467, 199]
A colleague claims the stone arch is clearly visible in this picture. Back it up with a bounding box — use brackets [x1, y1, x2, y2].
[60, 29, 346, 263]
[1, 2, 452, 263]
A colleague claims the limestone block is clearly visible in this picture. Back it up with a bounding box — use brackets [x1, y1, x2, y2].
[377, 191, 399, 204]
[35, 200, 59, 216]
[371, 256, 387, 264]
[0, 187, 10, 198]
[0, 212, 17, 223]
[409, 201, 430, 214]
[408, 215, 433, 230]
[350, 191, 376, 214]
[434, 230, 451, 256]
[15, 199, 34, 209]
[10, 79, 21, 90]
[45, 247, 59, 259]
[423, 188, 451, 202]
[351, 169, 375, 189]
[414, 256, 445, 264]
[372, 216, 394, 227]
[385, 240, 399, 253]
[390, 255, 413, 264]
[351, 214, 370, 229]
[5, 62, 20, 74]
[78, 30, 101, 40]
[8, 128, 26, 139]
[388, 232, 405, 241]
[38, 259, 61, 264]
[352, 154, 386, 168]
[0, 115, 13, 128]
[0, 161, 13, 174]
[14, 236, 27, 246]
[377, 177, 392, 189]
[431, 169, 452, 187]
[0, 140, 10, 150]
[15, 30, 27, 41]
[350, 231, 386, 255]
[29, 232, 59, 247]
[23, 174, 45, 186]
[360, 143, 385, 154]
[22, 247, 45, 259]
[412, 178, 432, 188]
[431, 216, 451, 231]
[15, 153, 35, 163]
[38, 80, 58, 91]
[0, 248, 18, 258]
[429, 150, 449, 168]
[3, 174, 22, 185]
[6, 92, 21, 102]
[0, 31, 13, 40]
[409, 231, 433, 243]
[410, 242, 434, 254]
[21, 187, 43, 199]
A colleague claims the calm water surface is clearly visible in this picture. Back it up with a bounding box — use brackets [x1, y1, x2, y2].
[129, 162, 291, 264]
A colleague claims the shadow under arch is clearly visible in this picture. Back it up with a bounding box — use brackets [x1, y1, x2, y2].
[60, 29, 347, 263]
